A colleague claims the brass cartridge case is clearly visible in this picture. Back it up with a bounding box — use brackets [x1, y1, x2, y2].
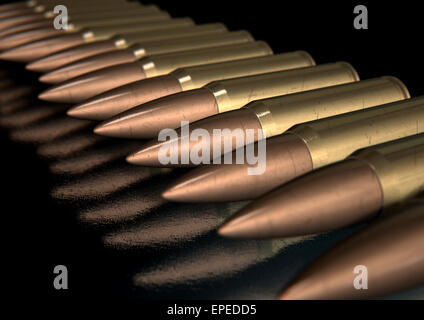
[128, 30, 255, 59]
[287, 97, 423, 177]
[76, 17, 193, 41]
[138, 41, 274, 78]
[64, 11, 171, 32]
[171, 51, 315, 91]
[206, 62, 359, 113]
[111, 23, 228, 49]
[66, 51, 316, 120]
[248, 76, 410, 137]
[350, 134, 424, 207]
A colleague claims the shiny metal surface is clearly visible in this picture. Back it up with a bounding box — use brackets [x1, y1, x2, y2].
[100, 62, 357, 141]
[39, 41, 273, 103]
[219, 134, 423, 238]
[279, 195, 424, 299]
[69, 51, 315, 120]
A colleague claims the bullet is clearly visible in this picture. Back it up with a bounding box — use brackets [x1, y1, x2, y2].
[2, 17, 194, 58]
[29, 23, 227, 73]
[0, 11, 49, 32]
[122, 62, 360, 165]
[0, 2, 154, 32]
[0, 26, 63, 51]
[279, 194, 424, 299]
[97, 62, 357, 141]
[39, 41, 274, 103]
[38, 29, 255, 81]
[0, 11, 172, 62]
[69, 51, 316, 120]
[162, 77, 411, 201]
[218, 132, 424, 239]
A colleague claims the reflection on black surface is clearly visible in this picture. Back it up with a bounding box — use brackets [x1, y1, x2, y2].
[0, 97, 33, 116]
[37, 129, 108, 159]
[48, 141, 141, 175]
[51, 163, 168, 201]
[132, 235, 307, 289]
[0, 103, 67, 128]
[103, 202, 247, 248]
[78, 174, 171, 224]
[9, 113, 93, 144]
[128, 232, 337, 299]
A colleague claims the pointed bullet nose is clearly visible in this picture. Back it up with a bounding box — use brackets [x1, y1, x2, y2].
[90, 88, 219, 139]
[38, 62, 89, 84]
[126, 145, 160, 166]
[0, 33, 83, 63]
[40, 48, 139, 84]
[93, 121, 117, 136]
[92, 113, 140, 138]
[38, 87, 67, 102]
[277, 285, 304, 300]
[27, 39, 119, 74]
[42, 62, 146, 102]
[0, 27, 62, 52]
[161, 185, 186, 202]
[218, 215, 260, 239]
[26, 57, 55, 73]
[0, 49, 17, 61]
[0, 14, 45, 33]
[38, 70, 63, 84]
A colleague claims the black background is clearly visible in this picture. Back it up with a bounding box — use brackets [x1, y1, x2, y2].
[1, 0, 423, 310]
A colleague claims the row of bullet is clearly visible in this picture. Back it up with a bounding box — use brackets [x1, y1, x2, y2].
[0, 0, 423, 299]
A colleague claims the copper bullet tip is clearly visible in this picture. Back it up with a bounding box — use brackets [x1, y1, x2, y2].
[218, 159, 384, 239]
[93, 88, 217, 139]
[0, 14, 46, 34]
[0, 49, 16, 61]
[126, 108, 262, 167]
[67, 75, 182, 121]
[126, 145, 160, 166]
[0, 27, 59, 51]
[161, 185, 186, 202]
[40, 62, 146, 103]
[0, 33, 83, 62]
[38, 70, 62, 84]
[161, 134, 313, 202]
[39, 49, 138, 84]
[26, 39, 118, 73]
